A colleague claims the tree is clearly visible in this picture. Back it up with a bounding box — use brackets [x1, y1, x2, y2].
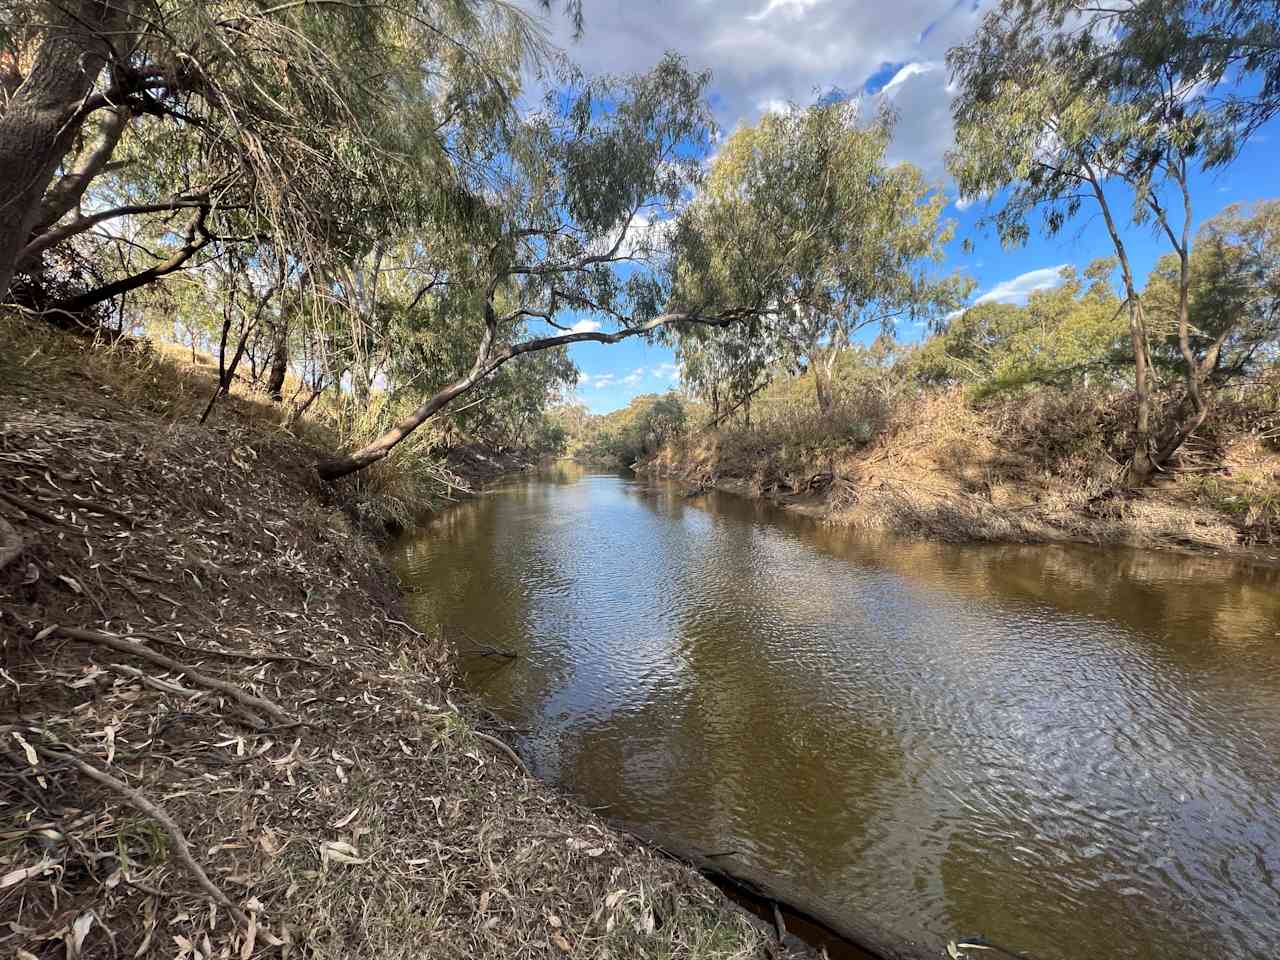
[0, 0, 574, 306]
[910, 261, 1128, 394]
[1143, 200, 1280, 383]
[948, 0, 1257, 483]
[670, 101, 967, 416]
[1007, 0, 1280, 156]
[313, 54, 772, 481]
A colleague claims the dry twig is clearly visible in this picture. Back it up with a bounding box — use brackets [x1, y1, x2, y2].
[50, 626, 292, 724]
[31, 743, 249, 927]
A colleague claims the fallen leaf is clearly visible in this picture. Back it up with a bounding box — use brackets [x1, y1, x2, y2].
[331, 807, 360, 829]
[0, 857, 55, 889]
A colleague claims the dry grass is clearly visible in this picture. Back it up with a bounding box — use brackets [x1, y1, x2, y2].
[648, 379, 1280, 558]
[0, 314, 769, 960]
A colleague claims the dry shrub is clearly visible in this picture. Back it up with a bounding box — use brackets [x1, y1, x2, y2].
[651, 366, 1279, 552]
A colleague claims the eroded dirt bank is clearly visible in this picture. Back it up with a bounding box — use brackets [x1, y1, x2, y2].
[0, 319, 772, 959]
[640, 390, 1280, 569]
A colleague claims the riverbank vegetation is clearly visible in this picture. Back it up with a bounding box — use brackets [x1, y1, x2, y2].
[5, 0, 1280, 955]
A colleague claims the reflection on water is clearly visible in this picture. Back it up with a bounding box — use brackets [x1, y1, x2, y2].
[388, 462, 1280, 960]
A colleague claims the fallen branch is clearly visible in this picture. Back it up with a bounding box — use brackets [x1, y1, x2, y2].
[61, 496, 136, 525]
[383, 616, 424, 639]
[466, 645, 518, 660]
[142, 634, 329, 668]
[106, 662, 201, 697]
[31, 742, 248, 927]
[50, 626, 291, 723]
[0, 489, 63, 526]
[0, 516, 22, 572]
[472, 731, 529, 776]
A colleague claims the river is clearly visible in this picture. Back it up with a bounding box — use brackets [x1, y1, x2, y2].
[388, 462, 1280, 960]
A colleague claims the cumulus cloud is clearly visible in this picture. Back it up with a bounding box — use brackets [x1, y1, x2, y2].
[519, 0, 996, 182]
[579, 372, 617, 389]
[973, 265, 1069, 306]
[569, 319, 601, 334]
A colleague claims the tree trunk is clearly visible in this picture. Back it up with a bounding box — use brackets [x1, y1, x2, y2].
[1084, 168, 1155, 488]
[265, 316, 290, 401]
[814, 360, 831, 416]
[0, 0, 131, 301]
[1123, 298, 1157, 487]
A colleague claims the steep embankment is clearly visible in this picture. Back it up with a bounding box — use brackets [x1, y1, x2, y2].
[645, 388, 1280, 565]
[0, 317, 766, 959]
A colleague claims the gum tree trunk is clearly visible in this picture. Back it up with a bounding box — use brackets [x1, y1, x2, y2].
[0, 1, 130, 301]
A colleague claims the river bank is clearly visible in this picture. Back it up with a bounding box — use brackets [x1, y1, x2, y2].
[0, 317, 773, 959]
[640, 389, 1280, 569]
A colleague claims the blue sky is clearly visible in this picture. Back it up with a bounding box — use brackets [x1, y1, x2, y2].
[519, 0, 1280, 413]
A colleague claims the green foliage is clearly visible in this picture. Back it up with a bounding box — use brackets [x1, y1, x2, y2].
[669, 100, 968, 411]
[575, 393, 688, 466]
[909, 262, 1128, 395]
[1142, 200, 1280, 378]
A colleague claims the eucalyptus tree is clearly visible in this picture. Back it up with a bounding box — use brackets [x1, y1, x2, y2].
[314, 54, 772, 481]
[671, 101, 966, 415]
[0, 0, 575, 307]
[1143, 200, 1280, 381]
[910, 261, 1128, 394]
[676, 321, 777, 424]
[1005, 0, 1280, 153]
[948, 0, 1254, 484]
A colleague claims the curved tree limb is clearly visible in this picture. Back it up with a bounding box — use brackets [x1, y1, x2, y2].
[472, 731, 529, 776]
[315, 307, 764, 480]
[46, 207, 218, 316]
[18, 196, 212, 269]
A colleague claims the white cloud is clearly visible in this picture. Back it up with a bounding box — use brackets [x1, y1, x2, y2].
[881, 61, 936, 95]
[747, 0, 824, 21]
[580, 372, 617, 389]
[570, 319, 601, 334]
[622, 368, 646, 386]
[973, 265, 1069, 306]
[651, 361, 681, 382]
[521, 0, 997, 182]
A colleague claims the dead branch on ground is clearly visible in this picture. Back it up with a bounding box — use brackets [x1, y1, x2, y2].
[31, 742, 249, 927]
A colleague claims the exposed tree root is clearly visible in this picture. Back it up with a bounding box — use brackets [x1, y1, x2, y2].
[472, 730, 529, 776]
[51, 625, 292, 723]
[0, 514, 21, 571]
[31, 743, 249, 928]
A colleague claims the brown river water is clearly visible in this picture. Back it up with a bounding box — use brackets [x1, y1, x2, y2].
[388, 462, 1280, 960]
